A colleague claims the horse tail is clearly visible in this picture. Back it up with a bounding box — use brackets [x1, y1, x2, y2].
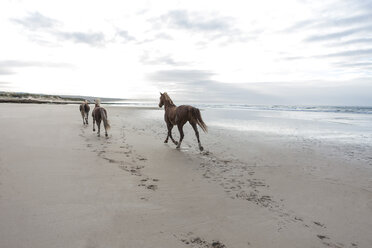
[192, 107, 207, 133]
[79, 104, 85, 117]
[85, 103, 90, 113]
[100, 108, 110, 130]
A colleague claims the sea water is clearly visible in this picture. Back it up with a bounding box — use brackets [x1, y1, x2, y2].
[109, 101, 372, 146]
[201, 105, 372, 146]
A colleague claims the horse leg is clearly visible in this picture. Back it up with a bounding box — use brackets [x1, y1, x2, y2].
[176, 123, 185, 149]
[191, 122, 203, 151]
[93, 118, 96, 131]
[164, 123, 170, 143]
[97, 120, 101, 137]
[168, 124, 178, 145]
[164, 123, 178, 145]
[104, 125, 108, 137]
[85, 112, 89, 125]
[81, 112, 85, 125]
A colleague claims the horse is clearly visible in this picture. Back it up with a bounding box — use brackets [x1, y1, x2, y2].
[158, 92, 207, 151]
[92, 99, 110, 137]
[79, 100, 90, 125]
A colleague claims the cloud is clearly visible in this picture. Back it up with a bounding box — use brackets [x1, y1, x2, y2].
[0, 81, 12, 89]
[318, 48, 372, 58]
[158, 10, 232, 32]
[333, 61, 372, 68]
[335, 38, 372, 46]
[305, 25, 372, 42]
[284, 11, 372, 33]
[282, 56, 306, 61]
[11, 11, 59, 30]
[0, 68, 14, 75]
[154, 33, 173, 40]
[117, 30, 136, 42]
[149, 9, 248, 44]
[283, 19, 316, 32]
[11, 12, 105, 47]
[148, 69, 215, 82]
[0, 81, 14, 92]
[283, 48, 372, 61]
[325, 13, 372, 27]
[0, 60, 74, 74]
[147, 69, 279, 103]
[284, 9, 372, 49]
[305, 29, 359, 42]
[54, 31, 105, 46]
[135, 32, 174, 45]
[140, 53, 188, 66]
[148, 69, 372, 105]
[264, 79, 372, 106]
[0, 60, 72, 67]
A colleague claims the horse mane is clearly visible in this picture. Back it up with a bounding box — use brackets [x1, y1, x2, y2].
[163, 92, 175, 107]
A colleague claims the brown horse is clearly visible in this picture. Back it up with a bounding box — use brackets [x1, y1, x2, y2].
[159, 92, 207, 151]
[92, 99, 110, 137]
[79, 100, 90, 125]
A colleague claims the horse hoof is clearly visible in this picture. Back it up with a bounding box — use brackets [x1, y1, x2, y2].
[199, 146, 204, 151]
[93, 129, 95, 131]
[174, 141, 179, 145]
[176, 145, 180, 149]
[105, 133, 108, 137]
[164, 140, 168, 143]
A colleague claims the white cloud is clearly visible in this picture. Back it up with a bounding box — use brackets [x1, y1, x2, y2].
[0, 0, 371, 105]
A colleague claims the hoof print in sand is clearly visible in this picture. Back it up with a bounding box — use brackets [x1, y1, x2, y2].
[138, 178, 159, 191]
[137, 156, 147, 161]
[317, 235, 329, 240]
[317, 235, 345, 248]
[235, 191, 273, 208]
[313, 221, 326, 228]
[146, 184, 157, 190]
[103, 157, 118, 164]
[202, 150, 210, 156]
[180, 234, 226, 248]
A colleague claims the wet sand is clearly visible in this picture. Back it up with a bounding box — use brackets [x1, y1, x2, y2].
[0, 103, 371, 248]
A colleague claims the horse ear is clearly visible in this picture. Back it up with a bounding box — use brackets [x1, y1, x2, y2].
[160, 92, 163, 95]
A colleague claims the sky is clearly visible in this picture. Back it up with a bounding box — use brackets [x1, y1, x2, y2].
[0, 0, 372, 105]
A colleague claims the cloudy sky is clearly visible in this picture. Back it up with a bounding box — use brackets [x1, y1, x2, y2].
[0, 0, 371, 105]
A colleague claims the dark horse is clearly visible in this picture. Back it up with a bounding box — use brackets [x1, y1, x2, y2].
[159, 92, 207, 151]
[92, 99, 110, 137]
[79, 100, 90, 125]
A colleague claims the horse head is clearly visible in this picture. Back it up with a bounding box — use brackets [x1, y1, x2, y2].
[159, 92, 175, 108]
[159, 92, 164, 108]
[95, 99, 101, 107]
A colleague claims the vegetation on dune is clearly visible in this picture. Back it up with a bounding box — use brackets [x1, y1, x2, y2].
[0, 91, 85, 102]
[0, 91, 125, 104]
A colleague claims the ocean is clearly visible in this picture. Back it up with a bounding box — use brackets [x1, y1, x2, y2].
[107, 101, 372, 146]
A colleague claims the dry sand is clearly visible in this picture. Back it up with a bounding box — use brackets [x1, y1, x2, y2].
[0, 103, 371, 248]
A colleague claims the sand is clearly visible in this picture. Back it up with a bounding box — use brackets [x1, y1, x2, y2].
[0, 103, 371, 248]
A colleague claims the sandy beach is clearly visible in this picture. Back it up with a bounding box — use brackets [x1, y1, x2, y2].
[0, 103, 371, 248]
